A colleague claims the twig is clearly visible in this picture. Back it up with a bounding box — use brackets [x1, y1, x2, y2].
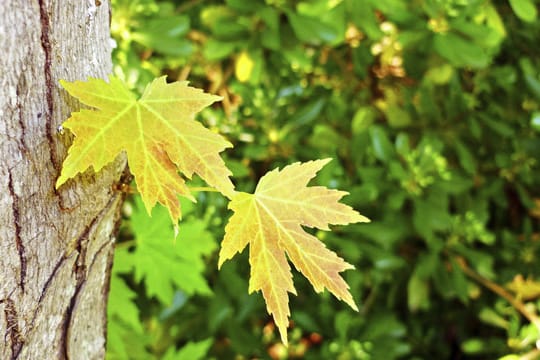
[456, 257, 540, 331]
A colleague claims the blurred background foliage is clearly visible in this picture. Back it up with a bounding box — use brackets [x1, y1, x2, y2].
[105, 0, 540, 359]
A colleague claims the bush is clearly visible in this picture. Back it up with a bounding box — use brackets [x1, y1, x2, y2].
[107, 0, 540, 359]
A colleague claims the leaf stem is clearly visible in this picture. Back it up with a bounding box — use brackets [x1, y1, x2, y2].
[188, 186, 219, 193]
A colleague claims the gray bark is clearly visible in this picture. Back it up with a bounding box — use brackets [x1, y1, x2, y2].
[0, 1, 126, 358]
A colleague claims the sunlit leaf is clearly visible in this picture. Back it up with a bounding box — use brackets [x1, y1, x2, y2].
[57, 76, 234, 223]
[218, 159, 369, 344]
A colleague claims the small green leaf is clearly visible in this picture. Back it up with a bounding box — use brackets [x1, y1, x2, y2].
[531, 112, 540, 132]
[461, 338, 485, 354]
[434, 33, 489, 69]
[352, 107, 376, 134]
[203, 39, 237, 60]
[454, 140, 476, 174]
[162, 339, 213, 360]
[408, 271, 430, 312]
[395, 132, 410, 156]
[131, 16, 192, 56]
[286, 12, 339, 44]
[509, 0, 538, 23]
[369, 126, 395, 162]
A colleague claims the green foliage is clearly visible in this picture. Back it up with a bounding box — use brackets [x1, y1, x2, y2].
[107, 0, 540, 359]
[107, 197, 218, 359]
[126, 197, 216, 301]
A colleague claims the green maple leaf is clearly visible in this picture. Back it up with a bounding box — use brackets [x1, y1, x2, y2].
[127, 196, 216, 303]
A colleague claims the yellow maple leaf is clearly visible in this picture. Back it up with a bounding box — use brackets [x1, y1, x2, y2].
[218, 159, 370, 344]
[56, 76, 234, 223]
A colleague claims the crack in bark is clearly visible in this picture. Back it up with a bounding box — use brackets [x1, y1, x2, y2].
[7, 171, 26, 293]
[100, 237, 115, 352]
[27, 190, 118, 354]
[38, 0, 75, 213]
[38, 256, 67, 306]
[100, 200, 124, 351]
[58, 194, 119, 359]
[59, 231, 93, 359]
[88, 236, 114, 273]
[38, 0, 60, 173]
[15, 78, 27, 150]
[2, 297, 23, 359]
[26, 253, 69, 335]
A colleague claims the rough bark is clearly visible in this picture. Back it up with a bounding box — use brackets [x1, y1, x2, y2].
[0, 1, 126, 358]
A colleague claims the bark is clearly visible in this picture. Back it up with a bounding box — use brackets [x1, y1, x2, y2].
[0, 1, 126, 358]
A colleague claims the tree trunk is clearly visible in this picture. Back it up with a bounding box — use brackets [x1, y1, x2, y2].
[0, 1, 126, 358]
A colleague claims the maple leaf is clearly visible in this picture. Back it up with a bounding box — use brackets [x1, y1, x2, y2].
[56, 76, 234, 223]
[128, 196, 216, 303]
[218, 159, 370, 344]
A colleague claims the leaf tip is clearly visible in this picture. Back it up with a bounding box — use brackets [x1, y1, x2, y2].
[339, 287, 359, 312]
[212, 94, 224, 103]
[280, 332, 289, 347]
[306, 157, 333, 172]
[217, 256, 226, 270]
[319, 157, 333, 165]
[356, 213, 371, 223]
[349, 301, 359, 312]
[55, 176, 66, 189]
[274, 321, 289, 346]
